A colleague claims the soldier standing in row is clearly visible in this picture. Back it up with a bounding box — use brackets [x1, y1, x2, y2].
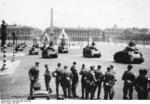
[79, 64, 88, 99]
[94, 65, 104, 99]
[103, 66, 116, 100]
[44, 64, 52, 93]
[134, 69, 150, 99]
[28, 62, 40, 97]
[122, 64, 135, 99]
[62, 66, 72, 98]
[52, 63, 63, 98]
[70, 62, 79, 97]
[85, 66, 97, 99]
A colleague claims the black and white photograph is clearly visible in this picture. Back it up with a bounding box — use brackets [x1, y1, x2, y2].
[0, 0, 150, 103]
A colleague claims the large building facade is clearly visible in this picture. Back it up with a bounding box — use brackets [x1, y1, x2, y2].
[44, 27, 104, 42]
[0, 24, 42, 41]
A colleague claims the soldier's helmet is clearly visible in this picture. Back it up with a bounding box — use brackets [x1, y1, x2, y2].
[107, 67, 111, 71]
[128, 64, 133, 70]
[35, 62, 39, 65]
[45, 64, 48, 68]
[92, 41, 95, 46]
[2, 20, 5, 23]
[73, 61, 77, 65]
[97, 65, 101, 69]
[82, 64, 85, 68]
[90, 65, 95, 70]
[139, 69, 147, 76]
[57, 62, 61, 66]
[128, 40, 136, 47]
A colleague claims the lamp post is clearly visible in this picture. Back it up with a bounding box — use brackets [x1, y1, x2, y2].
[1, 44, 7, 71]
[1, 20, 7, 71]
[11, 32, 16, 62]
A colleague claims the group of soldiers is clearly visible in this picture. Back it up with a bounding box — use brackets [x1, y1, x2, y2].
[28, 61, 150, 100]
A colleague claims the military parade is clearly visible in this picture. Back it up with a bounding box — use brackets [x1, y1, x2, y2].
[0, 0, 150, 102]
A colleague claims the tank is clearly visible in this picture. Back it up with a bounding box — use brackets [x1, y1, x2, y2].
[83, 45, 101, 58]
[114, 47, 144, 64]
[42, 47, 58, 58]
[15, 44, 23, 51]
[29, 46, 39, 55]
[58, 42, 68, 53]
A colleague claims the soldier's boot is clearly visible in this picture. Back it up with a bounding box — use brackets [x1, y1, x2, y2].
[68, 88, 72, 98]
[104, 87, 109, 100]
[81, 87, 84, 99]
[129, 88, 133, 100]
[56, 86, 59, 98]
[90, 90, 95, 99]
[97, 86, 101, 99]
[123, 87, 128, 99]
[62, 87, 67, 98]
[109, 89, 115, 100]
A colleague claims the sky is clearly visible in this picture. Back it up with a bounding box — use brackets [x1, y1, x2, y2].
[0, 0, 150, 30]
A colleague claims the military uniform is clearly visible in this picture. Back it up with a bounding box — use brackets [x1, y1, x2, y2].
[52, 66, 63, 97]
[85, 68, 96, 99]
[62, 67, 73, 98]
[28, 66, 39, 96]
[79, 66, 88, 99]
[122, 70, 135, 99]
[44, 67, 52, 92]
[95, 69, 104, 99]
[134, 69, 150, 99]
[70, 65, 79, 97]
[103, 68, 116, 100]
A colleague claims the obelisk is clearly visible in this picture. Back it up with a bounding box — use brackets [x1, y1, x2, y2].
[49, 8, 54, 45]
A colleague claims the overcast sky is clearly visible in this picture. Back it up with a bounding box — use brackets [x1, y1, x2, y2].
[0, 0, 150, 30]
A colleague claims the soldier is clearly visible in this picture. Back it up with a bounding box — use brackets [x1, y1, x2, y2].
[52, 63, 63, 98]
[47, 43, 53, 50]
[122, 64, 135, 99]
[62, 66, 73, 98]
[70, 61, 79, 97]
[85, 65, 97, 99]
[94, 65, 104, 99]
[103, 66, 116, 100]
[79, 64, 88, 99]
[91, 41, 96, 49]
[28, 62, 40, 97]
[1, 20, 7, 47]
[44, 64, 52, 93]
[134, 69, 150, 99]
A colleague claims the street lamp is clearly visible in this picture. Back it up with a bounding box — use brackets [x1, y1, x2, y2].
[11, 32, 16, 62]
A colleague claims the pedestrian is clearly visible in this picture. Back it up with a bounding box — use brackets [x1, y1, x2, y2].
[79, 64, 88, 99]
[52, 63, 63, 98]
[85, 65, 97, 99]
[62, 66, 72, 98]
[1, 20, 7, 47]
[44, 64, 52, 93]
[134, 69, 150, 99]
[28, 62, 40, 97]
[122, 64, 135, 99]
[70, 61, 79, 97]
[103, 66, 116, 100]
[94, 65, 104, 99]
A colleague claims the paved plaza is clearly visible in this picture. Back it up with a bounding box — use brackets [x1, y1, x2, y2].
[0, 43, 150, 100]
